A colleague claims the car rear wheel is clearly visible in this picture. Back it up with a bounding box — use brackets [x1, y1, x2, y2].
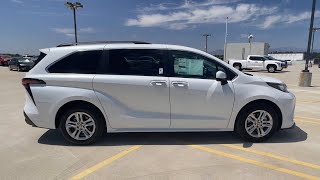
[235, 103, 279, 142]
[8, 65, 12, 71]
[267, 65, 276, 73]
[59, 107, 105, 145]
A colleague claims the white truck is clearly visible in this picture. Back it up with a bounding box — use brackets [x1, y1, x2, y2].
[228, 55, 285, 73]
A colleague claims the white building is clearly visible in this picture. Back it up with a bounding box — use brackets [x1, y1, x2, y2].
[268, 53, 304, 61]
[225, 42, 270, 62]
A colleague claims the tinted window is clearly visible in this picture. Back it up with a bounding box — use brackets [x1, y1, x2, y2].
[249, 56, 264, 61]
[107, 49, 166, 76]
[170, 50, 234, 80]
[33, 52, 47, 66]
[48, 50, 102, 74]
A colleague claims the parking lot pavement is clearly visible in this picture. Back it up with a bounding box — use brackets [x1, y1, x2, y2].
[0, 63, 320, 180]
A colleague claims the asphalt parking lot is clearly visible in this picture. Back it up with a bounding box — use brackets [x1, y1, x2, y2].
[0, 63, 320, 180]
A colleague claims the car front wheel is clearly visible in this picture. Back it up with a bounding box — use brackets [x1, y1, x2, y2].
[59, 107, 105, 145]
[236, 103, 279, 142]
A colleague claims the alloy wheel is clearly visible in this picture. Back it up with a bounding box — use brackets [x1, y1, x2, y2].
[65, 112, 96, 141]
[245, 110, 273, 138]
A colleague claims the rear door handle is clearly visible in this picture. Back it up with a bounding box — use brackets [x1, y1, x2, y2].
[150, 80, 167, 87]
[172, 81, 189, 88]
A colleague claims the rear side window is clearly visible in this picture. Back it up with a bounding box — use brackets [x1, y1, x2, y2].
[33, 52, 47, 67]
[48, 50, 102, 74]
[107, 49, 166, 76]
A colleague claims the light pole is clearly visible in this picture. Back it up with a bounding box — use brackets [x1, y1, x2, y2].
[311, 27, 320, 53]
[203, 34, 211, 53]
[224, 17, 229, 61]
[299, 0, 316, 87]
[248, 34, 254, 55]
[65, 2, 83, 43]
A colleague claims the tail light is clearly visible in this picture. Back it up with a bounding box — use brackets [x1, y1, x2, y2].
[22, 78, 46, 88]
[22, 78, 46, 105]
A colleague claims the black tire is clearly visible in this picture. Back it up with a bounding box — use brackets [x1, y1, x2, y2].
[17, 66, 20, 72]
[267, 65, 276, 73]
[235, 102, 280, 142]
[233, 64, 242, 71]
[59, 106, 106, 145]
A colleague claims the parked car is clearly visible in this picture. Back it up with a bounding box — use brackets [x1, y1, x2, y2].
[265, 56, 291, 67]
[8, 58, 34, 71]
[229, 55, 286, 73]
[0, 55, 12, 66]
[23, 41, 296, 145]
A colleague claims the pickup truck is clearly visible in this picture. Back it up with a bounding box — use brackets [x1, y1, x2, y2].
[229, 55, 286, 73]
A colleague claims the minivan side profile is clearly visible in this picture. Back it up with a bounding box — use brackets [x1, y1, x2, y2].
[23, 42, 296, 144]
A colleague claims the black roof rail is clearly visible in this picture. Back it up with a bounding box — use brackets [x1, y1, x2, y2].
[56, 41, 150, 47]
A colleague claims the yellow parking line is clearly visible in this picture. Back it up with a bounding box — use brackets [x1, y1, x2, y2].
[296, 116, 320, 121]
[296, 119, 320, 125]
[222, 144, 320, 169]
[70, 145, 142, 180]
[190, 145, 320, 180]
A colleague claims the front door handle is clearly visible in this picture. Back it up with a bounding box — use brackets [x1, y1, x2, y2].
[150, 80, 167, 87]
[172, 81, 189, 88]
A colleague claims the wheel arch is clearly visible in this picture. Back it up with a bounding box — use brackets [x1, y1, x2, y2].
[55, 100, 106, 129]
[234, 99, 282, 131]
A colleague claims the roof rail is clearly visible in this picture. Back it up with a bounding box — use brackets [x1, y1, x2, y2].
[56, 41, 150, 47]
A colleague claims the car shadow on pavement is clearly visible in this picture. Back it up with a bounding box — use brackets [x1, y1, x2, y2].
[38, 126, 307, 147]
[244, 70, 290, 74]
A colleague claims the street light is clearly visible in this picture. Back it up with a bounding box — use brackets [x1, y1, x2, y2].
[203, 34, 211, 53]
[65, 1, 83, 43]
[248, 34, 254, 55]
[224, 17, 229, 61]
[311, 27, 320, 53]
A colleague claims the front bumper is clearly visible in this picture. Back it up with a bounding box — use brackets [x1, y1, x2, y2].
[276, 91, 296, 129]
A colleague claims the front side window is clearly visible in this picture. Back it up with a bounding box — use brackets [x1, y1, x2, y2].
[107, 49, 166, 76]
[48, 50, 102, 74]
[170, 50, 229, 80]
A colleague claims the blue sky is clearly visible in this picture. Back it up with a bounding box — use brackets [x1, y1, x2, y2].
[0, 0, 319, 54]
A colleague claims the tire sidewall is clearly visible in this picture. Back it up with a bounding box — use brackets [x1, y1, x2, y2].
[59, 107, 105, 145]
[236, 103, 280, 142]
[267, 65, 276, 73]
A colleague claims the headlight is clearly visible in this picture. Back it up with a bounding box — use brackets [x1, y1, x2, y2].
[266, 82, 288, 92]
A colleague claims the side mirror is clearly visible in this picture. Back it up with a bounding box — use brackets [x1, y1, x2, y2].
[216, 71, 228, 85]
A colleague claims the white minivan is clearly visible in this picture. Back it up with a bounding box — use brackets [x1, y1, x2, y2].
[23, 41, 296, 145]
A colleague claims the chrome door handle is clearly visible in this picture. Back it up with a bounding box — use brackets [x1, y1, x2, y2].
[150, 80, 167, 86]
[172, 81, 189, 88]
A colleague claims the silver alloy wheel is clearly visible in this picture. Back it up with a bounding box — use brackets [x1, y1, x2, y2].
[65, 112, 96, 141]
[245, 110, 273, 138]
[234, 65, 240, 70]
[269, 66, 275, 72]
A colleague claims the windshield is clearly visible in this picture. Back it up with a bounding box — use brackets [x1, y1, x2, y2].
[266, 56, 276, 60]
[18, 59, 32, 63]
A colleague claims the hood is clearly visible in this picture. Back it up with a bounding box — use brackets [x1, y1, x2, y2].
[256, 76, 283, 84]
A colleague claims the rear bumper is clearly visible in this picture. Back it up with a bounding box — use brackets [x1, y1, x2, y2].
[24, 111, 37, 127]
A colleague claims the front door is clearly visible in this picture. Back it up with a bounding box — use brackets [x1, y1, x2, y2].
[168, 50, 235, 129]
[93, 48, 170, 129]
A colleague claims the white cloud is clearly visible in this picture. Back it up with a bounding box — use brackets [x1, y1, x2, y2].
[126, 3, 277, 30]
[52, 27, 96, 36]
[11, 0, 23, 4]
[259, 11, 319, 29]
[260, 15, 282, 29]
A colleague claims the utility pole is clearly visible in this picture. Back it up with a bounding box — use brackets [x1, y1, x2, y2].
[203, 34, 211, 53]
[224, 17, 229, 61]
[299, 0, 316, 87]
[65, 2, 83, 43]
